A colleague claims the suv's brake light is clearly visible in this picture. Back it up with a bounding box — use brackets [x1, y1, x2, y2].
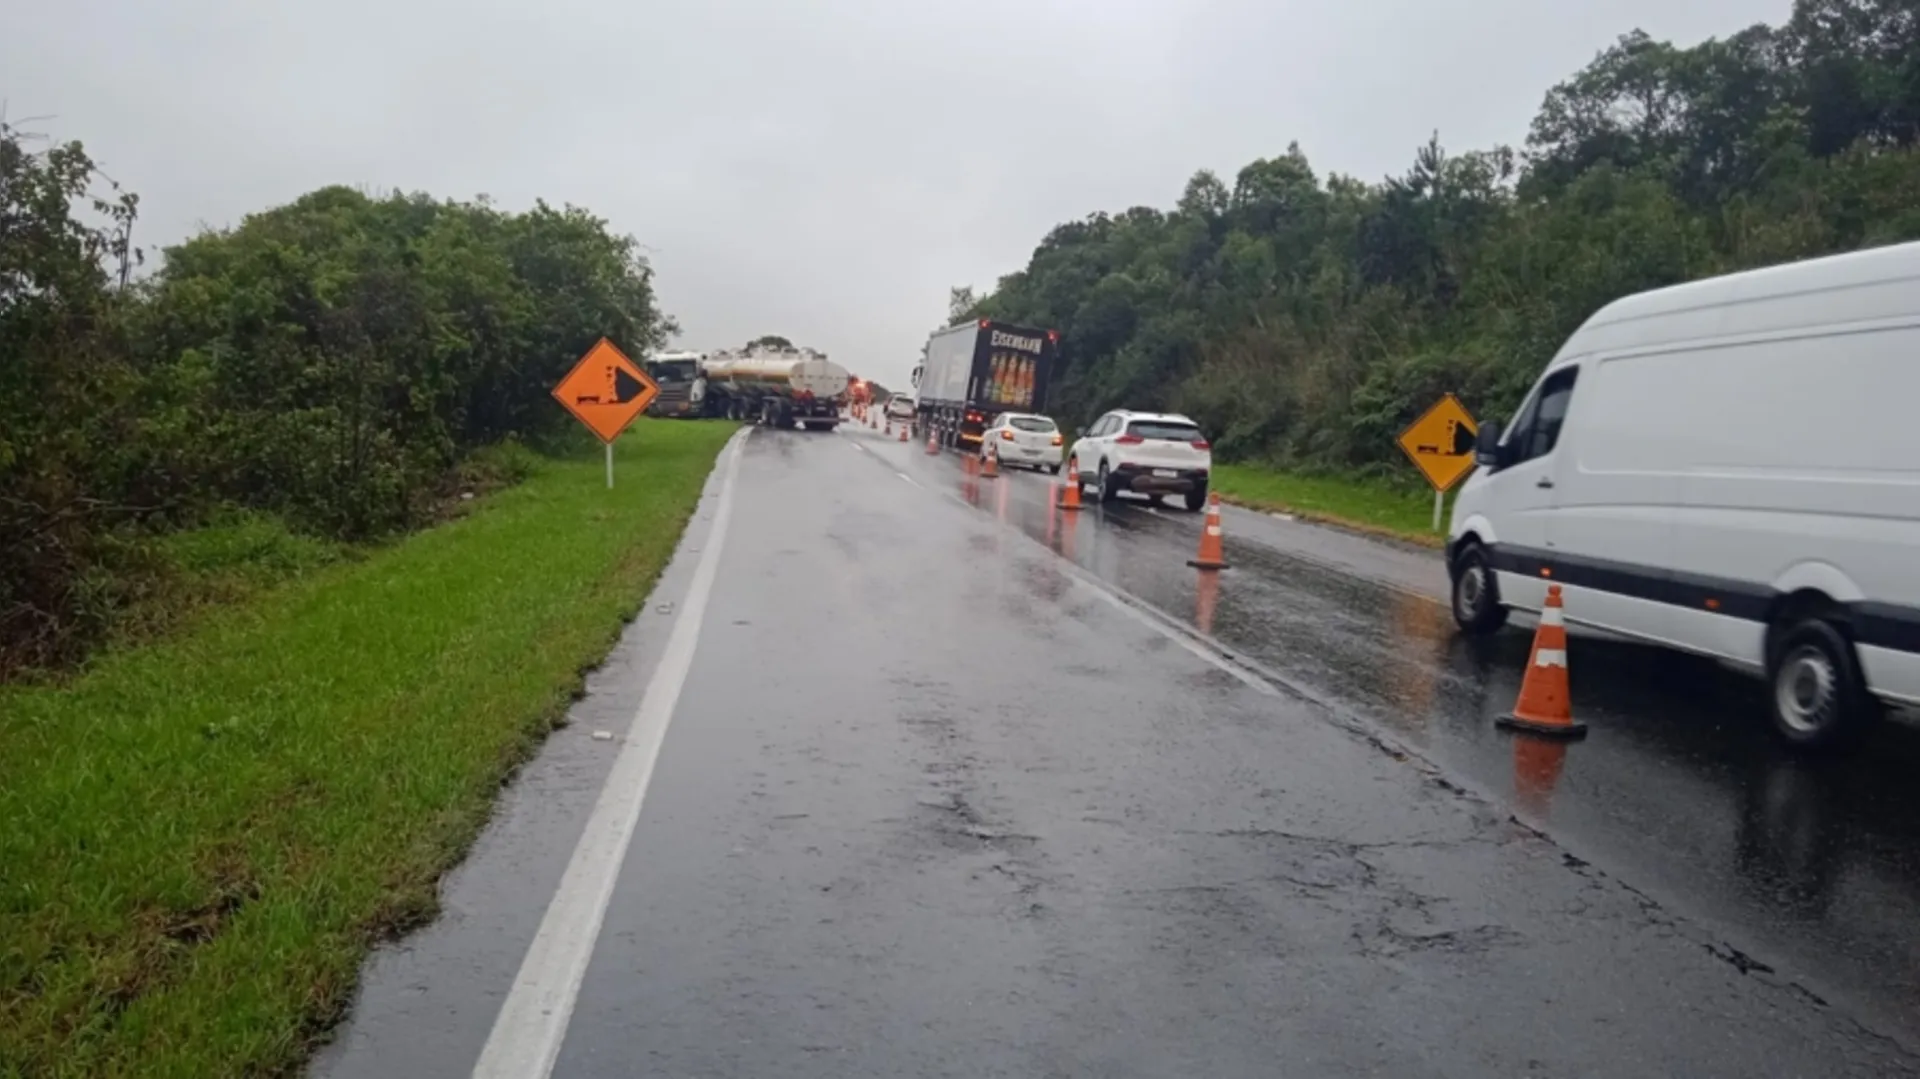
[1115, 434, 1144, 445]
[1191, 439, 1210, 450]
[1050, 434, 1063, 446]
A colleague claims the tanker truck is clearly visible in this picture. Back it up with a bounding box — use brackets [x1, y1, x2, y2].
[702, 344, 848, 431]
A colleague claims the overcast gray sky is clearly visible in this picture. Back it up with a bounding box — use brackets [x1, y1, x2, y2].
[7, 0, 1785, 389]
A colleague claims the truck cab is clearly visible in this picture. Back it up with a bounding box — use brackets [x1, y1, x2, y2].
[645, 352, 708, 418]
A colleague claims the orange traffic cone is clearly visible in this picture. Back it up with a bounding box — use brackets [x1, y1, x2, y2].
[1497, 585, 1586, 738]
[1058, 469, 1083, 511]
[1187, 492, 1229, 570]
[982, 444, 1000, 477]
[899, 425, 908, 442]
[925, 430, 940, 455]
[884, 419, 891, 435]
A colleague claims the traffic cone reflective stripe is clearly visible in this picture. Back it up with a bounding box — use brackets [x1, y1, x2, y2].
[1187, 493, 1229, 570]
[1497, 584, 1587, 739]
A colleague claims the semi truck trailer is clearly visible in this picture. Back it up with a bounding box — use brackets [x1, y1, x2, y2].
[911, 319, 1059, 450]
[703, 345, 849, 430]
[645, 345, 850, 430]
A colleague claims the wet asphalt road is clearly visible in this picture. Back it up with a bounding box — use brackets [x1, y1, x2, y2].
[318, 421, 1920, 1077]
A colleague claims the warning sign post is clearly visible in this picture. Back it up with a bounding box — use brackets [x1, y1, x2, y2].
[551, 338, 658, 488]
[1394, 393, 1479, 530]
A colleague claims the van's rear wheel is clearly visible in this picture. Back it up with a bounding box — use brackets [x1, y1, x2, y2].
[1449, 542, 1508, 635]
[1767, 618, 1871, 750]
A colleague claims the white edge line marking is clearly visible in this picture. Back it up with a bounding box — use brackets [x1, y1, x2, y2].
[889, 461, 1280, 699]
[470, 426, 749, 1079]
[1072, 578, 1279, 697]
[897, 472, 922, 488]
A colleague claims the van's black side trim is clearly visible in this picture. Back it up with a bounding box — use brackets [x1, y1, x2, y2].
[1853, 603, 1920, 656]
[1479, 542, 1920, 655]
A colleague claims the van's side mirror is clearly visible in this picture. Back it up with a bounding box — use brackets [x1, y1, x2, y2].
[1474, 420, 1505, 469]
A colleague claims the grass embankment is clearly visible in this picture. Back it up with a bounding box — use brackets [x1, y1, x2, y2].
[0, 419, 737, 1078]
[1210, 463, 1452, 548]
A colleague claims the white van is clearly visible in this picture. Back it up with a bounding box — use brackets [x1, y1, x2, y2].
[1446, 240, 1920, 749]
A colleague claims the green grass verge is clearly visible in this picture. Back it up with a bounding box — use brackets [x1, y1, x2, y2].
[1210, 463, 1453, 547]
[0, 419, 737, 1078]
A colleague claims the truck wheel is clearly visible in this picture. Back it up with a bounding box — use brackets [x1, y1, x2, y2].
[1097, 462, 1119, 503]
[1767, 617, 1873, 750]
[1448, 542, 1508, 635]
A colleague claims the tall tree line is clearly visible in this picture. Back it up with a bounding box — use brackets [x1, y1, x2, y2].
[1, 125, 673, 674]
[967, 0, 1920, 465]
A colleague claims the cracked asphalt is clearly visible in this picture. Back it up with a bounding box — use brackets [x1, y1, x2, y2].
[316, 422, 1920, 1077]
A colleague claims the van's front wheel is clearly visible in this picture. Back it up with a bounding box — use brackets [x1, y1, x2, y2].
[1449, 543, 1508, 635]
[1767, 618, 1871, 750]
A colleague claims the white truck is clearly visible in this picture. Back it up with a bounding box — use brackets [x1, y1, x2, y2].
[644, 350, 710, 418]
[702, 344, 849, 431]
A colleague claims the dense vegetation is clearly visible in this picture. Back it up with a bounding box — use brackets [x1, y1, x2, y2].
[0, 421, 735, 1077]
[965, 0, 1920, 472]
[1, 124, 672, 676]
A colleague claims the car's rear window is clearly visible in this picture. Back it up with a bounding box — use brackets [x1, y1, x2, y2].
[1126, 420, 1202, 441]
[1010, 416, 1056, 433]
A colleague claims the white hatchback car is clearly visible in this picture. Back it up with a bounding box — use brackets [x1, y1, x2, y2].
[885, 394, 916, 422]
[978, 412, 1064, 473]
[1066, 410, 1212, 511]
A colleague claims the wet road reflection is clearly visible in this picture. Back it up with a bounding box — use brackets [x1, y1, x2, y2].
[879, 435, 1920, 1044]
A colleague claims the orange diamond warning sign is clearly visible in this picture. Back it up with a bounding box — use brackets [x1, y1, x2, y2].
[552, 338, 658, 444]
[1396, 393, 1479, 491]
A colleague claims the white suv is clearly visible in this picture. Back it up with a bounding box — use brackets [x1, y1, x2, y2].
[1065, 410, 1212, 511]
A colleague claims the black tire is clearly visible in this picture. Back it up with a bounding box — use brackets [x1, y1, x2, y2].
[1097, 462, 1119, 503]
[1449, 542, 1509, 635]
[1766, 618, 1873, 750]
[1048, 464, 1061, 475]
[1183, 485, 1207, 513]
